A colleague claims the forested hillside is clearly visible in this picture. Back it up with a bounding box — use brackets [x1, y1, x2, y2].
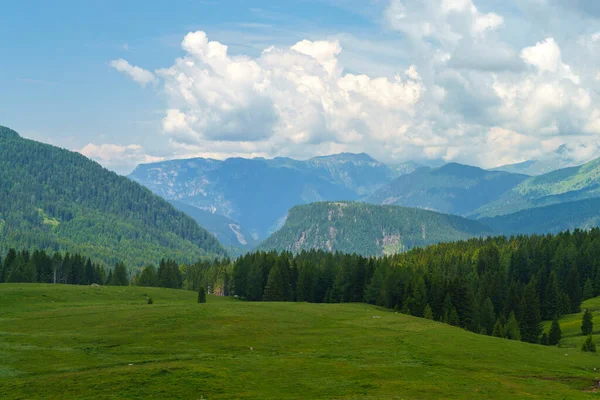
[258, 202, 492, 256]
[482, 198, 600, 235]
[473, 157, 600, 218]
[366, 163, 528, 215]
[0, 126, 226, 268]
[236, 228, 600, 344]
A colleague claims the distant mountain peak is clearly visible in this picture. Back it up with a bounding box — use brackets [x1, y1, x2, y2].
[310, 152, 379, 163]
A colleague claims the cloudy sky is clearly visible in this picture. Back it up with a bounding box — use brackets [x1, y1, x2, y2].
[2, 0, 600, 174]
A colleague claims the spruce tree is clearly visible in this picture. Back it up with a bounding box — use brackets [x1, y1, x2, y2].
[520, 279, 542, 343]
[540, 332, 549, 346]
[548, 316, 562, 345]
[542, 272, 561, 319]
[506, 311, 521, 341]
[581, 309, 594, 335]
[198, 287, 206, 303]
[109, 262, 128, 286]
[582, 335, 596, 352]
[423, 304, 434, 320]
[480, 297, 496, 336]
[448, 307, 460, 326]
[263, 264, 285, 301]
[492, 318, 505, 338]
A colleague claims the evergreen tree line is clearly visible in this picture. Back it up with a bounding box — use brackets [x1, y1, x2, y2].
[0, 247, 231, 293]
[232, 229, 600, 345]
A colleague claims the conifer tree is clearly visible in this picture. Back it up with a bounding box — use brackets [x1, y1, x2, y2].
[582, 335, 596, 352]
[548, 316, 562, 345]
[581, 309, 594, 335]
[198, 286, 206, 303]
[109, 262, 128, 286]
[492, 318, 504, 338]
[263, 264, 285, 301]
[505, 311, 521, 341]
[520, 279, 542, 343]
[480, 297, 496, 336]
[423, 304, 434, 320]
[542, 271, 561, 319]
[448, 307, 460, 326]
[540, 332, 548, 346]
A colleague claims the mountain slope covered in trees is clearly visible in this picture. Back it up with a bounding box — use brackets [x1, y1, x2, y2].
[472, 157, 600, 218]
[0, 126, 226, 268]
[258, 202, 492, 256]
[481, 198, 600, 235]
[366, 163, 528, 216]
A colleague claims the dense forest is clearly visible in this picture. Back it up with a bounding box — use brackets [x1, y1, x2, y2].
[240, 228, 600, 344]
[259, 202, 491, 256]
[0, 126, 226, 268]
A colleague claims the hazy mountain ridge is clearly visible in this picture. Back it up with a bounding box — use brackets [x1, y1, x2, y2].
[366, 163, 529, 216]
[472, 157, 600, 218]
[130, 153, 412, 242]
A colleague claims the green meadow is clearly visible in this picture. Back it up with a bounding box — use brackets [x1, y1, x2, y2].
[1, 284, 600, 399]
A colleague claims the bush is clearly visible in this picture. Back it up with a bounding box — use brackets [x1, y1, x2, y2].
[147, 297, 153, 304]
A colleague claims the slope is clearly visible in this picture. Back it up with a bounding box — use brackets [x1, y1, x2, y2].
[366, 163, 528, 216]
[258, 201, 492, 256]
[129, 153, 405, 240]
[472, 157, 600, 218]
[481, 197, 600, 235]
[0, 126, 226, 268]
[1, 284, 598, 399]
[168, 200, 259, 254]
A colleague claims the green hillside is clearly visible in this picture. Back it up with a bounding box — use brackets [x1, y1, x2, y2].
[366, 163, 528, 216]
[1, 284, 599, 399]
[258, 201, 491, 256]
[472, 157, 600, 218]
[482, 198, 600, 235]
[0, 126, 226, 268]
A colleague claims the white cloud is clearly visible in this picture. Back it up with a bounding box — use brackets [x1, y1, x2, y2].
[79, 143, 164, 174]
[110, 59, 157, 87]
[108, 1, 600, 170]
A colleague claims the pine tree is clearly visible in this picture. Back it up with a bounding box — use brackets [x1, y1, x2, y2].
[542, 271, 561, 319]
[505, 311, 521, 341]
[566, 265, 582, 313]
[583, 278, 594, 301]
[109, 262, 128, 286]
[492, 318, 505, 338]
[582, 335, 596, 352]
[198, 286, 206, 303]
[520, 279, 542, 343]
[263, 264, 285, 301]
[540, 332, 549, 346]
[480, 297, 496, 336]
[448, 307, 460, 326]
[581, 309, 594, 335]
[423, 304, 434, 320]
[548, 316, 562, 345]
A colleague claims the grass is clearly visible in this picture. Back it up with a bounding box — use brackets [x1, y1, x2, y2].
[1, 284, 600, 399]
[546, 297, 600, 350]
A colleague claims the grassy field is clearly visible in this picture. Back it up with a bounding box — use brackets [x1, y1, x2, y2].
[548, 297, 600, 350]
[1, 285, 600, 399]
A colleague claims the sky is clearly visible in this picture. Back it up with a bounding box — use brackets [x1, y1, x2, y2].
[2, 0, 600, 174]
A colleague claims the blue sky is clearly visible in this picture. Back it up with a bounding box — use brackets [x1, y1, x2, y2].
[2, 1, 600, 173]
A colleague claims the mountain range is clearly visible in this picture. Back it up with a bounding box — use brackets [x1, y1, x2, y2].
[0, 126, 226, 268]
[129, 153, 413, 247]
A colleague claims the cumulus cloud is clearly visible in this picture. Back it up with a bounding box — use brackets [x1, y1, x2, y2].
[110, 59, 157, 87]
[109, 0, 600, 169]
[79, 143, 164, 174]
